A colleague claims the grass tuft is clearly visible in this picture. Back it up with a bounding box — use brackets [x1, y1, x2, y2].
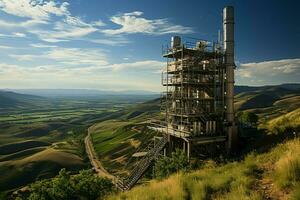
[274, 140, 300, 189]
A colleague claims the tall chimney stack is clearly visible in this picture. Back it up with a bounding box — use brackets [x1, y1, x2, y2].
[223, 6, 237, 152]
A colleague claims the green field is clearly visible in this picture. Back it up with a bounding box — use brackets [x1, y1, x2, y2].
[90, 99, 161, 176]
[1, 85, 300, 198]
[0, 94, 153, 192]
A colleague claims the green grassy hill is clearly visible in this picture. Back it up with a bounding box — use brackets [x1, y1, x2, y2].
[235, 86, 300, 111]
[0, 147, 85, 191]
[109, 138, 300, 200]
[0, 93, 156, 193]
[2, 85, 300, 198]
[88, 85, 300, 177]
[0, 91, 47, 110]
[90, 99, 161, 176]
[265, 108, 300, 134]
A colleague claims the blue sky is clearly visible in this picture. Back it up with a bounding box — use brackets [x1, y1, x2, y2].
[0, 0, 299, 91]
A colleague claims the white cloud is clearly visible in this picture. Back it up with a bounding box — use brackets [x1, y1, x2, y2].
[0, 0, 105, 42]
[0, 0, 69, 21]
[46, 48, 108, 66]
[0, 18, 47, 28]
[86, 37, 129, 46]
[27, 13, 104, 42]
[110, 60, 163, 71]
[14, 32, 26, 37]
[92, 20, 106, 27]
[30, 43, 57, 48]
[237, 58, 300, 85]
[9, 47, 109, 67]
[10, 54, 35, 61]
[0, 2, 194, 45]
[0, 60, 163, 90]
[102, 11, 194, 35]
[0, 32, 27, 38]
[0, 45, 12, 49]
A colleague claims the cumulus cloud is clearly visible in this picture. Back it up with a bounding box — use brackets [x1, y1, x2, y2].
[0, 0, 69, 21]
[0, 0, 105, 43]
[0, 59, 163, 90]
[110, 60, 163, 71]
[0, 18, 46, 28]
[0, 1, 195, 45]
[0, 45, 12, 49]
[236, 58, 300, 85]
[10, 47, 109, 67]
[102, 11, 194, 35]
[30, 43, 57, 48]
[46, 48, 108, 66]
[0, 32, 27, 37]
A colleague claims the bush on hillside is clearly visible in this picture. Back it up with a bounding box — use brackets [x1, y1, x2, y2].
[154, 149, 190, 179]
[16, 169, 114, 200]
[238, 111, 259, 127]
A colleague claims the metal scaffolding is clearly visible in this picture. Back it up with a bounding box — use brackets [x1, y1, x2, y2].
[161, 37, 226, 139]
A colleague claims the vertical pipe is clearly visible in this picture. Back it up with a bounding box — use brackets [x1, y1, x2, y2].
[187, 142, 190, 161]
[223, 6, 237, 152]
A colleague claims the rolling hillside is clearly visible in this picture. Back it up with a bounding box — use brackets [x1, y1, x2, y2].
[88, 84, 300, 178]
[235, 85, 300, 111]
[0, 93, 159, 193]
[0, 91, 47, 111]
[1, 84, 299, 197]
[89, 99, 161, 176]
[109, 138, 300, 200]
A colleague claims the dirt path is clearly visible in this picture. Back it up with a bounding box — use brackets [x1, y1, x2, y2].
[254, 165, 288, 200]
[85, 127, 116, 181]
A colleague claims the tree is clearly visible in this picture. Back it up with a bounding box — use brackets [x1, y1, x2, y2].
[22, 169, 114, 200]
[238, 112, 259, 127]
[72, 170, 113, 199]
[155, 149, 190, 179]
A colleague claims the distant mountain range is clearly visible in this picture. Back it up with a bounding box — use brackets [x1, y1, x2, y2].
[4, 89, 159, 97]
[0, 91, 47, 111]
[3, 83, 300, 97]
[234, 83, 300, 94]
[1, 83, 300, 111]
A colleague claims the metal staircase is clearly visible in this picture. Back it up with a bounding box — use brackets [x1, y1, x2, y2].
[116, 135, 168, 191]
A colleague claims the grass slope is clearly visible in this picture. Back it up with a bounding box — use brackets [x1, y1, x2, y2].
[235, 86, 300, 111]
[265, 108, 300, 133]
[91, 120, 158, 176]
[0, 95, 152, 192]
[109, 138, 300, 200]
[0, 147, 85, 191]
[90, 99, 161, 176]
[0, 91, 47, 110]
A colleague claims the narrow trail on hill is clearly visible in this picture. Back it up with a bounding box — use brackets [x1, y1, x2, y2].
[85, 127, 116, 180]
[253, 164, 288, 200]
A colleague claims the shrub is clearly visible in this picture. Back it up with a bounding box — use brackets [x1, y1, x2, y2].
[19, 169, 114, 200]
[238, 111, 259, 127]
[154, 149, 190, 179]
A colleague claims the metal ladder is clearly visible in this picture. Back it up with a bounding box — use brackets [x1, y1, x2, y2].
[116, 135, 168, 191]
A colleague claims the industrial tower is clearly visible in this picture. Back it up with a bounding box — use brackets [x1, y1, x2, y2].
[117, 6, 237, 191]
[160, 6, 237, 158]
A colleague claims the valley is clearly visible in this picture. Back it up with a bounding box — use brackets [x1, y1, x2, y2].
[0, 84, 300, 199]
[0, 91, 156, 193]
